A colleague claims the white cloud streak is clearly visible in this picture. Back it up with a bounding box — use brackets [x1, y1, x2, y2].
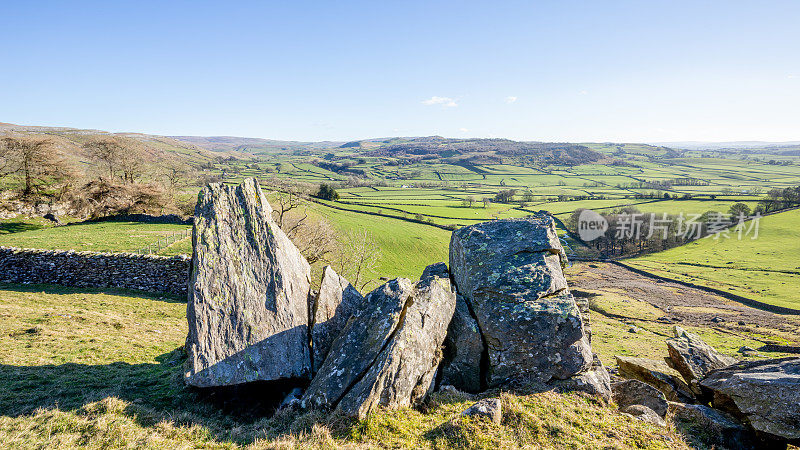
[505, 96, 518, 103]
[422, 96, 458, 107]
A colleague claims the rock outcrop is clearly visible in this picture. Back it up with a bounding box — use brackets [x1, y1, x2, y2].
[615, 355, 695, 403]
[449, 215, 593, 387]
[700, 357, 800, 443]
[303, 264, 457, 418]
[185, 179, 312, 387]
[666, 326, 737, 396]
[310, 266, 364, 373]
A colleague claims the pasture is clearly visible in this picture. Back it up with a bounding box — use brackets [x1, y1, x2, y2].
[626, 208, 800, 309]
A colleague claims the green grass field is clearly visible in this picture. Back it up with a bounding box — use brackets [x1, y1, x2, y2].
[0, 221, 191, 256]
[626, 208, 800, 309]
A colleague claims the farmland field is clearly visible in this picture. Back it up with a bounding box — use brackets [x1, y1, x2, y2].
[626, 208, 800, 309]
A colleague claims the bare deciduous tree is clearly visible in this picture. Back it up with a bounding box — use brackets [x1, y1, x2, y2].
[0, 134, 72, 197]
[83, 136, 148, 183]
[331, 229, 381, 291]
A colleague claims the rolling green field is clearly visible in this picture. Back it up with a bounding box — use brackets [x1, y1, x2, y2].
[626, 208, 800, 309]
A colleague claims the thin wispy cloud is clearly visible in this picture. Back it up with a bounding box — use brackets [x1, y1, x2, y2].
[422, 96, 458, 107]
[505, 96, 518, 103]
[459, 127, 469, 132]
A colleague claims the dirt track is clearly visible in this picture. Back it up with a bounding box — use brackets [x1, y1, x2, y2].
[568, 262, 800, 346]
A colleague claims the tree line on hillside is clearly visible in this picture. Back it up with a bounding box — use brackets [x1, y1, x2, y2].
[755, 186, 800, 213]
[360, 138, 603, 166]
[0, 133, 199, 218]
[566, 202, 759, 258]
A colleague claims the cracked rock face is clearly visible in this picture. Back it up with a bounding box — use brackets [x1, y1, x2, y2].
[311, 266, 364, 373]
[449, 215, 592, 387]
[185, 178, 312, 387]
[303, 264, 456, 418]
[439, 294, 484, 393]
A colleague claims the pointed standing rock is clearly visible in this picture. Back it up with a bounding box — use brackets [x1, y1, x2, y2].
[311, 266, 364, 373]
[302, 278, 413, 410]
[185, 178, 312, 387]
[336, 266, 456, 417]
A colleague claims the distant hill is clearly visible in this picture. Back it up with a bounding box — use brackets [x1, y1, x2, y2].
[0, 122, 219, 163]
[171, 136, 342, 154]
[355, 137, 605, 166]
[654, 141, 800, 151]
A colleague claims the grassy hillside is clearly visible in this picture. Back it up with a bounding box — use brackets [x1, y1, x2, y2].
[626, 208, 800, 309]
[0, 283, 692, 448]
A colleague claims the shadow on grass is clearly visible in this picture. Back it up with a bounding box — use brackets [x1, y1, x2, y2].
[0, 221, 44, 235]
[0, 347, 316, 445]
[0, 282, 185, 303]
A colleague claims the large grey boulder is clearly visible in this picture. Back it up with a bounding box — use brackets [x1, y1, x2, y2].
[666, 326, 737, 395]
[185, 178, 312, 387]
[616, 355, 695, 403]
[700, 357, 800, 444]
[612, 379, 668, 418]
[302, 264, 457, 418]
[449, 215, 592, 387]
[310, 266, 364, 373]
[439, 294, 484, 393]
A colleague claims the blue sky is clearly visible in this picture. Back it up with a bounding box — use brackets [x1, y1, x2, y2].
[1, 1, 799, 142]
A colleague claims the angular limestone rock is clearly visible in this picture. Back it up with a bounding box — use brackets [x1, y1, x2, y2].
[439, 294, 484, 393]
[612, 379, 668, 418]
[185, 178, 312, 387]
[311, 266, 364, 373]
[449, 215, 592, 387]
[666, 326, 737, 395]
[302, 278, 413, 410]
[616, 355, 695, 403]
[335, 266, 457, 418]
[700, 357, 800, 443]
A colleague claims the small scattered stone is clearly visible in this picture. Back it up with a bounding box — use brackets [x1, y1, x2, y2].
[628, 325, 639, 334]
[461, 398, 502, 424]
[620, 404, 666, 426]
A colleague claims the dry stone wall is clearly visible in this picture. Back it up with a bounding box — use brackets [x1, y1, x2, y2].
[0, 246, 190, 296]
